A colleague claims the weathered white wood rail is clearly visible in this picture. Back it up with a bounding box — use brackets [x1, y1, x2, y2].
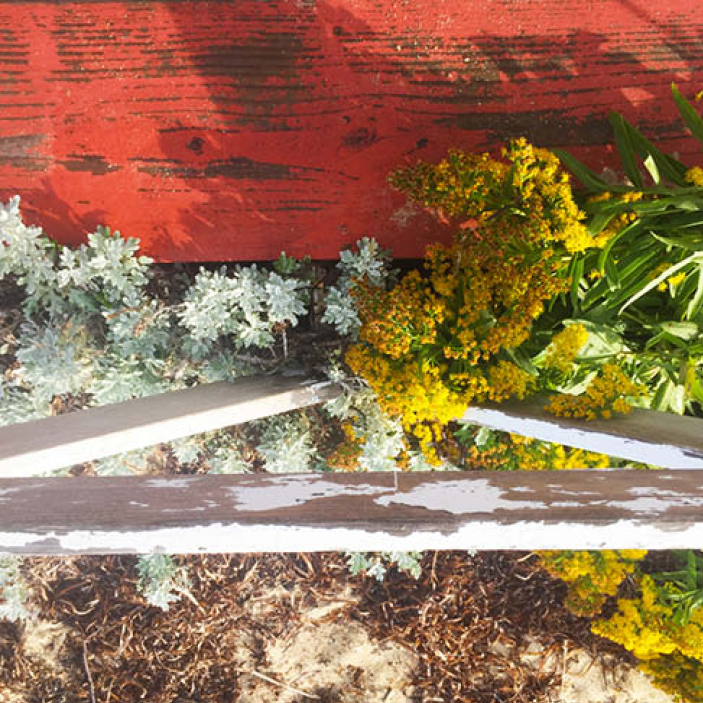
[2, 471, 703, 555]
[1, 378, 702, 477]
[461, 399, 703, 469]
[0, 376, 342, 477]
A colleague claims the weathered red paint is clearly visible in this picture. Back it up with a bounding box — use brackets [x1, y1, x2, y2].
[1, 0, 703, 261]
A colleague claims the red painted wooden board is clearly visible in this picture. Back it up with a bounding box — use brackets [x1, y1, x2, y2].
[2, 0, 703, 261]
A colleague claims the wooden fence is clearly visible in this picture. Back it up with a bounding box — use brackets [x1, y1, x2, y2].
[2, 375, 703, 555]
[2, 0, 703, 261]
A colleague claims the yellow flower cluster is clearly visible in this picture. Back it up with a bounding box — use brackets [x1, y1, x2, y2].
[593, 566, 703, 702]
[588, 190, 643, 249]
[649, 262, 688, 292]
[327, 421, 364, 472]
[642, 652, 703, 703]
[463, 433, 610, 471]
[351, 138, 616, 462]
[544, 323, 589, 374]
[390, 137, 594, 255]
[347, 237, 566, 462]
[545, 363, 647, 420]
[539, 550, 647, 616]
[593, 574, 703, 663]
[503, 139, 594, 253]
[686, 166, 703, 187]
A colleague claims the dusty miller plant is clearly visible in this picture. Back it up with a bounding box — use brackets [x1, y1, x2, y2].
[136, 555, 192, 611]
[345, 551, 424, 581]
[0, 556, 31, 622]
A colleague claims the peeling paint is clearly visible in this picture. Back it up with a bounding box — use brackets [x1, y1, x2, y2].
[374, 480, 538, 514]
[144, 478, 195, 489]
[3, 517, 703, 555]
[460, 406, 703, 469]
[228, 475, 394, 511]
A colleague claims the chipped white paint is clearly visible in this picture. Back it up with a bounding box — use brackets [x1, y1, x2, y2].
[377, 480, 703, 515]
[227, 476, 395, 511]
[3, 517, 703, 555]
[3, 472, 703, 554]
[145, 478, 196, 489]
[461, 403, 703, 469]
[374, 479, 538, 514]
[0, 377, 343, 477]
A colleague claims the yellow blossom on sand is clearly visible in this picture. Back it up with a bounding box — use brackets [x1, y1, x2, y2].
[539, 550, 647, 616]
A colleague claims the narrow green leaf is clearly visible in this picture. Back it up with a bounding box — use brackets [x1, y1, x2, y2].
[587, 211, 616, 236]
[597, 220, 644, 272]
[652, 231, 703, 251]
[652, 378, 673, 411]
[672, 83, 703, 151]
[643, 153, 660, 184]
[686, 266, 703, 320]
[610, 113, 644, 188]
[691, 377, 703, 404]
[570, 256, 585, 311]
[619, 253, 703, 314]
[621, 116, 689, 186]
[553, 149, 611, 193]
[659, 321, 699, 340]
[604, 254, 621, 289]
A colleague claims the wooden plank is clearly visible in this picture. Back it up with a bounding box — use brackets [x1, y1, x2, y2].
[2, 0, 703, 260]
[2, 471, 703, 554]
[0, 376, 342, 477]
[461, 400, 703, 469]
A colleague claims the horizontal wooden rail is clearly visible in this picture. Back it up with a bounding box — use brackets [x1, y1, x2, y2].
[462, 399, 703, 469]
[2, 471, 703, 554]
[0, 376, 342, 477]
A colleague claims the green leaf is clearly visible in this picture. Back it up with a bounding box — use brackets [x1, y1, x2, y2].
[604, 254, 621, 289]
[691, 377, 703, 404]
[652, 378, 671, 411]
[672, 83, 703, 151]
[643, 153, 660, 185]
[610, 112, 644, 188]
[587, 211, 616, 236]
[659, 321, 699, 340]
[686, 266, 703, 320]
[620, 118, 689, 186]
[671, 384, 687, 414]
[651, 231, 703, 251]
[563, 318, 628, 357]
[570, 256, 585, 311]
[474, 426, 494, 449]
[596, 220, 644, 273]
[619, 253, 703, 314]
[553, 149, 611, 193]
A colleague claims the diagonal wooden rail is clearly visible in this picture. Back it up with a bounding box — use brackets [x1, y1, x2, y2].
[0, 375, 342, 477]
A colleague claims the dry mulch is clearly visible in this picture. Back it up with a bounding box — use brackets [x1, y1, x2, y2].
[0, 551, 632, 703]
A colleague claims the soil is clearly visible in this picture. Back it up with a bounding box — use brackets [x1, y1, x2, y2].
[0, 552, 674, 703]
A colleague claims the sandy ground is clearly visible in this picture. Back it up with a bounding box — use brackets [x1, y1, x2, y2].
[0, 553, 678, 703]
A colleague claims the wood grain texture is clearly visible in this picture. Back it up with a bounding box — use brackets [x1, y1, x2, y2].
[1, 0, 702, 260]
[0, 376, 341, 477]
[462, 399, 703, 469]
[3, 470, 703, 554]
